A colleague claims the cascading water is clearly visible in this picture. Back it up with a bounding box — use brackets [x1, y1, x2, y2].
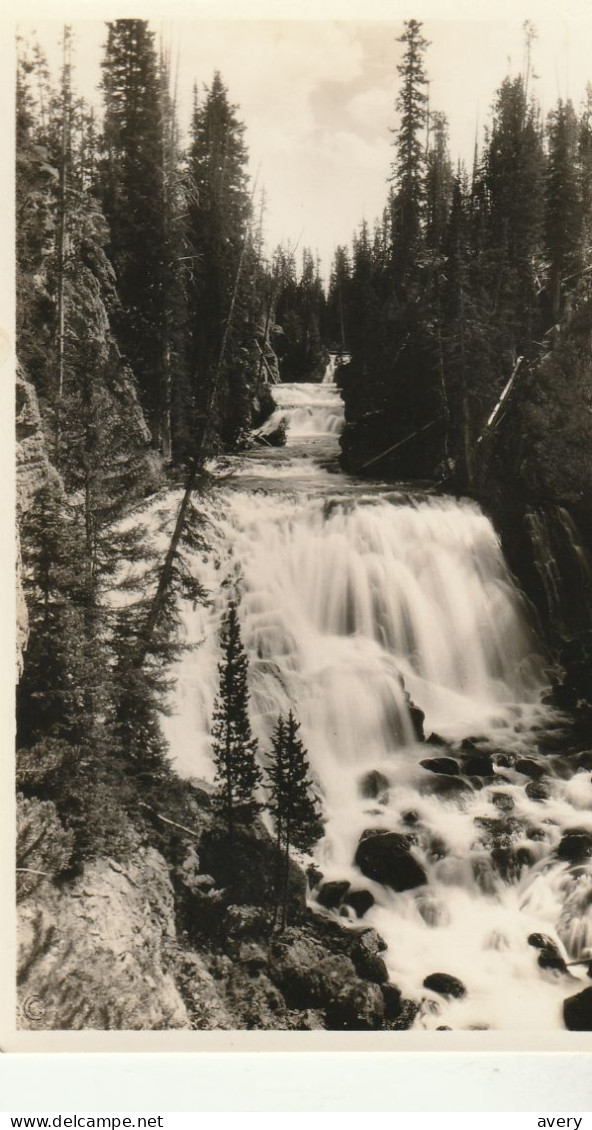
[163, 354, 592, 1030]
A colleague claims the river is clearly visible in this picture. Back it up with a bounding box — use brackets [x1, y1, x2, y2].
[162, 356, 592, 1031]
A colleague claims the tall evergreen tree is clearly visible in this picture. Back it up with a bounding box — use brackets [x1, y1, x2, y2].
[185, 72, 258, 453]
[100, 20, 168, 449]
[545, 99, 583, 321]
[266, 710, 323, 926]
[211, 602, 262, 834]
[390, 19, 430, 284]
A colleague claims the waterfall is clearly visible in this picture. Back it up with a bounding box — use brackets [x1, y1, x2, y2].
[255, 355, 344, 441]
[161, 378, 591, 1031]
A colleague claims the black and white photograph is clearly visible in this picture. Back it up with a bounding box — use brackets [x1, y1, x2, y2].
[9, 6, 592, 1046]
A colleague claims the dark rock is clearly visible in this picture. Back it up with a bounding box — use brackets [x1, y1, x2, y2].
[420, 757, 460, 776]
[572, 751, 592, 771]
[350, 927, 388, 958]
[528, 932, 557, 951]
[516, 758, 546, 779]
[316, 880, 351, 910]
[344, 888, 375, 918]
[354, 829, 427, 892]
[409, 704, 426, 743]
[423, 972, 467, 999]
[538, 950, 568, 974]
[526, 824, 549, 841]
[237, 943, 268, 973]
[223, 905, 268, 939]
[526, 780, 550, 802]
[315, 954, 358, 1004]
[306, 863, 324, 890]
[355, 953, 390, 984]
[402, 810, 420, 825]
[563, 986, 592, 1030]
[358, 770, 390, 800]
[381, 982, 403, 1020]
[527, 933, 568, 973]
[461, 738, 484, 753]
[437, 1025, 452, 1030]
[462, 753, 494, 776]
[495, 753, 513, 769]
[426, 732, 449, 747]
[390, 998, 421, 1030]
[491, 845, 533, 882]
[256, 421, 286, 447]
[269, 931, 329, 1006]
[325, 978, 386, 1030]
[419, 774, 473, 800]
[491, 791, 515, 812]
[379, 985, 402, 1021]
[557, 829, 592, 864]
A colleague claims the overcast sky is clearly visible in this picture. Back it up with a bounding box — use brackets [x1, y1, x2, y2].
[24, 16, 592, 277]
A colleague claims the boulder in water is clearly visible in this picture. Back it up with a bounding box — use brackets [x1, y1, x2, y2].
[419, 774, 473, 801]
[527, 931, 557, 951]
[316, 880, 350, 910]
[491, 791, 515, 812]
[516, 758, 546, 779]
[354, 952, 390, 984]
[381, 982, 403, 1020]
[420, 757, 460, 776]
[423, 972, 467, 999]
[255, 420, 286, 447]
[526, 780, 551, 802]
[344, 888, 375, 918]
[354, 829, 427, 892]
[358, 770, 390, 800]
[557, 829, 592, 864]
[350, 926, 388, 958]
[426, 732, 449, 748]
[462, 752, 494, 777]
[563, 986, 592, 1030]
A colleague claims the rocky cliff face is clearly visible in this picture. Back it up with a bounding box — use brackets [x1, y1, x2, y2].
[18, 847, 190, 1030]
[17, 816, 414, 1032]
[15, 373, 60, 673]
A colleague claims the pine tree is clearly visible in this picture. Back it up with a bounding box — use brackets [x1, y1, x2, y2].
[99, 20, 168, 449]
[545, 99, 583, 321]
[185, 72, 257, 453]
[326, 245, 351, 352]
[266, 710, 323, 925]
[211, 602, 262, 834]
[390, 19, 430, 284]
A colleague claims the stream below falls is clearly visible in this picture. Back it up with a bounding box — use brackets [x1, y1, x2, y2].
[162, 356, 592, 1031]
